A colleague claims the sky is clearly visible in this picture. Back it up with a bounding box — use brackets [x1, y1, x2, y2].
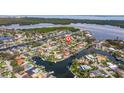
[0, 0, 124, 15]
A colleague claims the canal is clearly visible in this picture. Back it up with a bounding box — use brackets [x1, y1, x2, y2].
[32, 48, 124, 78]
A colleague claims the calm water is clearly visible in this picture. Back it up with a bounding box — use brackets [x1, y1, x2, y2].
[70, 23, 124, 40]
[1, 15, 124, 20]
[0, 23, 124, 40]
[0, 36, 12, 40]
[32, 48, 124, 78]
[28, 15, 124, 20]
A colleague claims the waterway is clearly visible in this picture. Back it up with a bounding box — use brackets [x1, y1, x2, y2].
[0, 36, 12, 41]
[0, 23, 124, 77]
[0, 23, 124, 40]
[32, 48, 124, 78]
[2, 15, 124, 20]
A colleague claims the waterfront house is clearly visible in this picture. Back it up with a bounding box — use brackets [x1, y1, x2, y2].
[96, 54, 107, 62]
[79, 65, 92, 70]
[31, 73, 46, 78]
[16, 55, 25, 65]
[85, 54, 96, 62]
[90, 70, 106, 77]
[107, 63, 118, 70]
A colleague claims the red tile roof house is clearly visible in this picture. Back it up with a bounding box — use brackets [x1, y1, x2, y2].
[16, 55, 25, 65]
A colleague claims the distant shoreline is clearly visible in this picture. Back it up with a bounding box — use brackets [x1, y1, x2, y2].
[0, 18, 124, 28]
[1, 15, 124, 20]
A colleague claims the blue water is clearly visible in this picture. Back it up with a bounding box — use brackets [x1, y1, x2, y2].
[32, 48, 124, 78]
[28, 15, 124, 20]
[1, 23, 124, 40]
[1, 15, 124, 40]
[0, 36, 12, 41]
[1, 15, 124, 20]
